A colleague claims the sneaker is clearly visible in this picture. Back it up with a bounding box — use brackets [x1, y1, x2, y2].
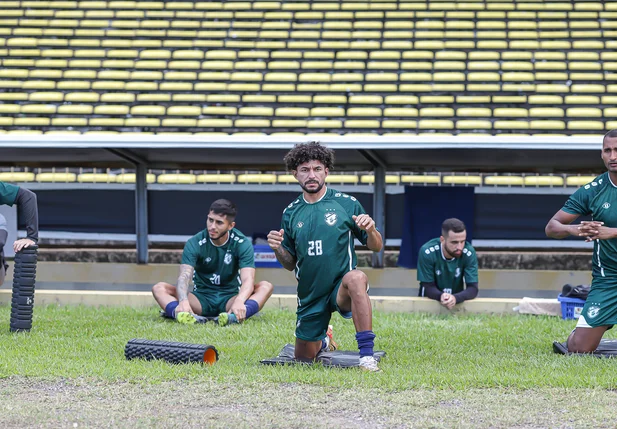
[176, 311, 197, 325]
[217, 312, 238, 327]
[359, 356, 381, 372]
[325, 324, 338, 352]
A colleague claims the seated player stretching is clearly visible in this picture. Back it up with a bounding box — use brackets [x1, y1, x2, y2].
[268, 141, 383, 372]
[152, 199, 274, 326]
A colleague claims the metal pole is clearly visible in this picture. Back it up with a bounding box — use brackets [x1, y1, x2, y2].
[135, 163, 149, 264]
[372, 165, 386, 268]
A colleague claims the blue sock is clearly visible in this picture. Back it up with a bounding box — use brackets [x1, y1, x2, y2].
[355, 330, 376, 358]
[245, 299, 259, 319]
[165, 301, 179, 319]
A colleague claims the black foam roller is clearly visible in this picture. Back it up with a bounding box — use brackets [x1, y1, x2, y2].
[124, 339, 219, 365]
[10, 245, 38, 333]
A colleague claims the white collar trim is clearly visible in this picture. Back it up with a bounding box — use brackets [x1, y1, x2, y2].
[303, 186, 328, 204]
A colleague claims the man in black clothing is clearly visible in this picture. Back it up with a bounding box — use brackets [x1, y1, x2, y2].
[0, 181, 39, 286]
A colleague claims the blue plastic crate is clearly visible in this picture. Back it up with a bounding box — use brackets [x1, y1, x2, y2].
[557, 294, 586, 320]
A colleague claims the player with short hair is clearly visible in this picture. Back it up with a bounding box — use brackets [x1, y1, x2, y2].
[152, 199, 274, 326]
[417, 218, 479, 309]
[0, 182, 39, 286]
[267, 141, 383, 372]
[546, 129, 617, 352]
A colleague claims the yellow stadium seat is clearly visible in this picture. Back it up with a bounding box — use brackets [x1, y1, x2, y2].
[566, 176, 598, 187]
[325, 175, 359, 184]
[156, 174, 197, 184]
[0, 172, 35, 182]
[237, 174, 277, 184]
[442, 175, 482, 185]
[524, 176, 565, 187]
[115, 173, 156, 184]
[77, 173, 117, 183]
[36, 172, 77, 182]
[195, 173, 237, 184]
[484, 176, 524, 186]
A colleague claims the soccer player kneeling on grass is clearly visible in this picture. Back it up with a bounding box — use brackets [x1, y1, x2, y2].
[546, 130, 617, 353]
[417, 218, 479, 310]
[267, 142, 383, 372]
[152, 199, 274, 326]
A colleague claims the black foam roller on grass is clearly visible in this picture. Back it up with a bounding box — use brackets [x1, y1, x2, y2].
[10, 245, 38, 333]
[125, 339, 219, 365]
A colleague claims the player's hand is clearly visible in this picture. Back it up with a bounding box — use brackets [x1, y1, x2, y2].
[577, 221, 605, 241]
[230, 301, 247, 322]
[583, 225, 616, 242]
[352, 214, 376, 232]
[440, 293, 456, 310]
[176, 299, 193, 315]
[267, 229, 284, 251]
[13, 238, 36, 253]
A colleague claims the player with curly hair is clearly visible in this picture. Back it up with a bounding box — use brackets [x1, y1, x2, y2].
[268, 142, 383, 371]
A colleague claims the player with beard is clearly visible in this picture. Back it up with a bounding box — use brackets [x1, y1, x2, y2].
[267, 141, 383, 371]
[417, 218, 479, 309]
[152, 199, 273, 326]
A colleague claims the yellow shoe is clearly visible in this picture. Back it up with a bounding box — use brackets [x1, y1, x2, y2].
[176, 311, 197, 325]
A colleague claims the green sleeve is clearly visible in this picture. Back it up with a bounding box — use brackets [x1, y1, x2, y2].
[181, 237, 199, 266]
[561, 185, 592, 216]
[350, 198, 369, 245]
[237, 239, 255, 269]
[416, 249, 435, 283]
[0, 182, 19, 206]
[281, 214, 296, 258]
[463, 248, 479, 284]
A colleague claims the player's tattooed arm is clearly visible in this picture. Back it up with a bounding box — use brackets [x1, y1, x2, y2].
[176, 264, 195, 302]
[274, 246, 297, 271]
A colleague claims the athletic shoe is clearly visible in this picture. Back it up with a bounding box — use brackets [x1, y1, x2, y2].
[359, 356, 381, 372]
[217, 312, 238, 326]
[325, 324, 338, 352]
[176, 311, 197, 325]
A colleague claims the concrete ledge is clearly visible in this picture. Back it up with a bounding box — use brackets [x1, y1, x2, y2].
[0, 290, 521, 315]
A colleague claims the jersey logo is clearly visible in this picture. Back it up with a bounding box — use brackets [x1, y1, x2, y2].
[436, 270, 441, 276]
[297, 221, 304, 228]
[335, 193, 342, 197]
[603, 202, 611, 209]
[324, 212, 338, 226]
[592, 182, 598, 187]
[455, 267, 461, 278]
[587, 305, 600, 319]
[350, 196, 357, 201]
[199, 238, 207, 246]
[224, 253, 232, 265]
[206, 257, 212, 263]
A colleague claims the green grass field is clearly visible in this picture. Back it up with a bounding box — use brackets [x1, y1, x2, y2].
[2, 304, 617, 428]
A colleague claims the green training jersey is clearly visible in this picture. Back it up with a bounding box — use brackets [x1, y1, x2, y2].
[562, 172, 617, 278]
[281, 187, 369, 315]
[181, 228, 255, 293]
[417, 237, 479, 294]
[0, 182, 19, 206]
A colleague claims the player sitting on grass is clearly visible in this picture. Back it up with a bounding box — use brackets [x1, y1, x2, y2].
[267, 141, 383, 372]
[417, 218, 479, 309]
[152, 199, 274, 326]
[0, 181, 39, 286]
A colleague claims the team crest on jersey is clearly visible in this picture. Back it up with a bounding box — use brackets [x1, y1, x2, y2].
[325, 212, 338, 226]
[224, 253, 232, 265]
[603, 202, 611, 209]
[455, 267, 461, 278]
[297, 221, 304, 228]
[587, 305, 600, 319]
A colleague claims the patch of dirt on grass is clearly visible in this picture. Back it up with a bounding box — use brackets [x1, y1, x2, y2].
[1, 378, 617, 428]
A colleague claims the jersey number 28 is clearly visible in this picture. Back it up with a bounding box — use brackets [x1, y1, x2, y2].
[308, 240, 323, 256]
